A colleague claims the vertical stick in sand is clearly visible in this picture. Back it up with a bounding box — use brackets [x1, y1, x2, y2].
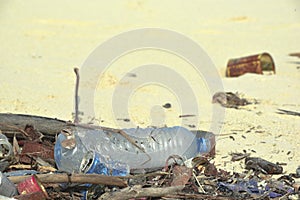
[73, 67, 80, 124]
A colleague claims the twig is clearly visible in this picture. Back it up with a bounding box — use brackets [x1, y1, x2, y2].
[193, 170, 206, 193]
[73, 67, 80, 124]
[8, 173, 127, 187]
[99, 185, 184, 200]
[178, 114, 196, 118]
[276, 109, 300, 117]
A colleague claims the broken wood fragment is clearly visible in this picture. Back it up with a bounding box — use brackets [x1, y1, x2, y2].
[8, 173, 128, 188]
[99, 185, 184, 200]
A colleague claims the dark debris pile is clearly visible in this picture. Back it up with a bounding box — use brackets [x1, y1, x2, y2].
[0, 123, 299, 200]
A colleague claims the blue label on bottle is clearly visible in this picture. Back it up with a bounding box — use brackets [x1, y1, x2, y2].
[197, 138, 210, 153]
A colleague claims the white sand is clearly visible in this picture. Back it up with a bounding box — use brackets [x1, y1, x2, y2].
[0, 0, 299, 174]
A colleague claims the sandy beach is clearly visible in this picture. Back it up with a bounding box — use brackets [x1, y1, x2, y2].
[0, 0, 299, 176]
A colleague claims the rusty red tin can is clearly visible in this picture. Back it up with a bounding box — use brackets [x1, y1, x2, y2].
[226, 52, 275, 77]
[17, 175, 48, 199]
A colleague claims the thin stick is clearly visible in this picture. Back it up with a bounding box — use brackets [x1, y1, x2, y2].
[8, 173, 127, 187]
[99, 185, 184, 200]
[73, 67, 80, 124]
[193, 171, 205, 193]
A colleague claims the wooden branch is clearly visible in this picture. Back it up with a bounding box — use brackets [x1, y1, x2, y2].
[0, 113, 72, 137]
[99, 185, 184, 200]
[8, 173, 127, 188]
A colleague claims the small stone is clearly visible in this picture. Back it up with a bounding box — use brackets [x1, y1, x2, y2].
[162, 103, 171, 109]
[296, 166, 300, 177]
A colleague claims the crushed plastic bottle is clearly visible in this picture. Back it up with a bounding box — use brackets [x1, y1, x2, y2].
[54, 133, 88, 173]
[54, 131, 129, 175]
[54, 126, 214, 173]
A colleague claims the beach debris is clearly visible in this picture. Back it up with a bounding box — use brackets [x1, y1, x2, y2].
[187, 125, 196, 129]
[245, 157, 283, 174]
[170, 165, 192, 186]
[0, 172, 18, 197]
[19, 141, 54, 164]
[212, 92, 250, 108]
[162, 103, 171, 109]
[276, 109, 300, 117]
[226, 52, 275, 77]
[0, 160, 10, 172]
[218, 178, 295, 199]
[178, 114, 196, 118]
[100, 185, 184, 200]
[23, 125, 42, 141]
[289, 52, 300, 58]
[73, 68, 80, 124]
[55, 126, 215, 172]
[163, 155, 192, 187]
[230, 152, 251, 162]
[17, 175, 48, 199]
[116, 118, 130, 122]
[296, 166, 300, 178]
[0, 119, 298, 199]
[0, 131, 13, 160]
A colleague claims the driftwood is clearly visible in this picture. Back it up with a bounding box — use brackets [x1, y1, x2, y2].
[8, 173, 127, 187]
[0, 113, 73, 138]
[99, 185, 184, 200]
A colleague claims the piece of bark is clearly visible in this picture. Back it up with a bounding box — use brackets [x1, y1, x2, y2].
[99, 185, 184, 200]
[8, 173, 127, 187]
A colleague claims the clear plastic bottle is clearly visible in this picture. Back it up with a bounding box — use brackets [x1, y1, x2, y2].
[55, 126, 213, 173]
